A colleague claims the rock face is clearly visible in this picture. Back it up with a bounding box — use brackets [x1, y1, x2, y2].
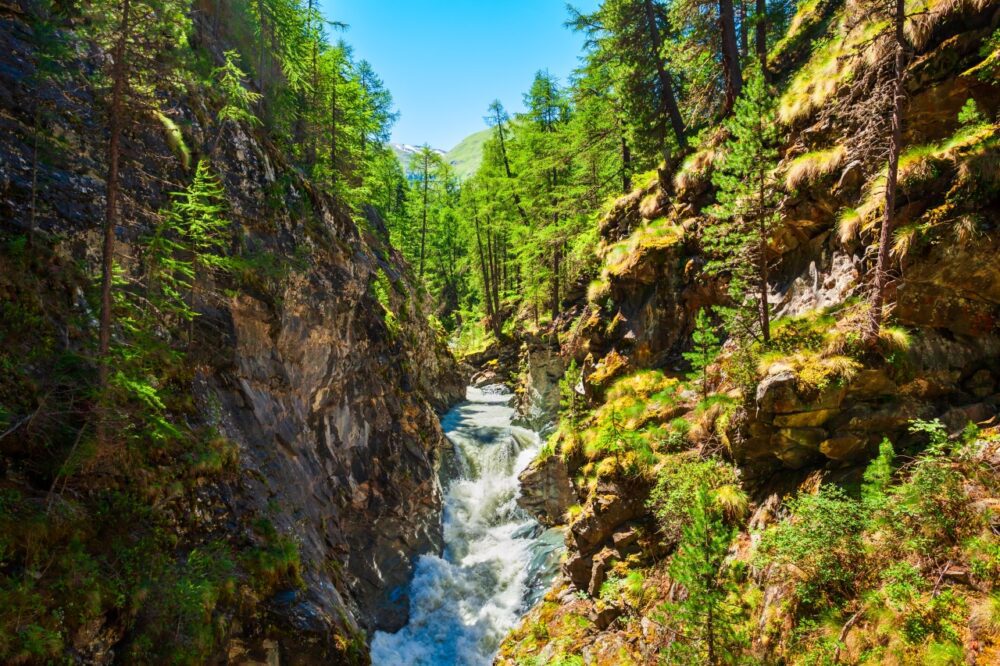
[0, 4, 464, 659]
[517, 454, 576, 526]
[514, 340, 565, 432]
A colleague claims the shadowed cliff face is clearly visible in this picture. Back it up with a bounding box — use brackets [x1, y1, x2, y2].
[0, 2, 463, 660]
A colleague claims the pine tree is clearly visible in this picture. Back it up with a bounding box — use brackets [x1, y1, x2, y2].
[213, 50, 262, 150]
[705, 68, 781, 344]
[662, 485, 746, 665]
[569, 0, 687, 166]
[683, 309, 722, 400]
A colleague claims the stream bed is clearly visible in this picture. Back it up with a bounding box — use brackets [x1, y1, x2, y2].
[370, 385, 564, 665]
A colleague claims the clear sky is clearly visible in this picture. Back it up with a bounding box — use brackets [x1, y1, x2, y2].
[318, 1, 601, 150]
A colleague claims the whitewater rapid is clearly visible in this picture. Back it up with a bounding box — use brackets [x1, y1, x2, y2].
[370, 385, 564, 665]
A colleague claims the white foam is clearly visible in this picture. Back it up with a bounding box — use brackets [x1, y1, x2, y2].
[371, 386, 562, 665]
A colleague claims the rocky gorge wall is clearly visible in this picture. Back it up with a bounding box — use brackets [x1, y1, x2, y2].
[0, 2, 463, 662]
[502, 0, 1000, 662]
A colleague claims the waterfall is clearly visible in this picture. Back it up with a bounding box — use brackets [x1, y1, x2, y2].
[370, 385, 564, 665]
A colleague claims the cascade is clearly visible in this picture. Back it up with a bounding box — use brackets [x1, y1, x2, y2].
[371, 385, 563, 665]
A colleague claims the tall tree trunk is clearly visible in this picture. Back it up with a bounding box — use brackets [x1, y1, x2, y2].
[720, 0, 744, 113]
[551, 238, 561, 324]
[486, 226, 500, 315]
[257, 0, 266, 100]
[757, 213, 771, 344]
[473, 215, 497, 331]
[98, 0, 132, 447]
[307, 0, 318, 167]
[494, 110, 532, 225]
[418, 155, 429, 278]
[739, 0, 749, 56]
[621, 130, 632, 193]
[756, 0, 768, 77]
[866, 0, 906, 344]
[28, 106, 40, 249]
[642, 0, 687, 153]
[329, 75, 338, 187]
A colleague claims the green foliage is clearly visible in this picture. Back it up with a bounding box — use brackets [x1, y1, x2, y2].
[242, 520, 303, 593]
[886, 423, 976, 558]
[214, 49, 262, 127]
[958, 98, 986, 127]
[755, 485, 867, 608]
[705, 68, 782, 344]
[148, 159, 232, 325]
[659, 485, 747, 665]
[684, 308, 722, 399]
[649, 457, 744, 543]
[861, 437, 895, 511]
[559, 360, 586, 425]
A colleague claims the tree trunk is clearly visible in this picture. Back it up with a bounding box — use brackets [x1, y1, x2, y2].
[739, 0, 749, 56]
[642, 0, 687, 152]
[98, 0, 132, 447]
[756, 0, 768, 77]
[866, 0, 906, 344]
[257, 0, 266, 99]
[418, 154, 429, 278]
[720, 0, 744, 113]
[329, 74, 338, 187]
[551, 240, 561, 324]
[621, 130, 632, 193]
[308, 0, 318, 167]
[494, 111, 532, 226]
[473, 215, 497, 332]
[29, 106, 40, 249]
[757, 216, 771, 344]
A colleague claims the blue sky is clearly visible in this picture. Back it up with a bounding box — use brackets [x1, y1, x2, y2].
[319, 1, 601, 150]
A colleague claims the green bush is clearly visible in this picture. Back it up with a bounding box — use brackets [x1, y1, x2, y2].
[754, 485, 867, 609]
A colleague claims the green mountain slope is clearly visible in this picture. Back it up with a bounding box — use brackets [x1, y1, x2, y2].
[445, 128, 491, 180]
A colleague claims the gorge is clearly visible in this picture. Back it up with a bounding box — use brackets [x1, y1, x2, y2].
[2, 0, 1000, 664]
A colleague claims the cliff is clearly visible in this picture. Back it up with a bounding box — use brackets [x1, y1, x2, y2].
[0, 1, 463, 663]
[502, 0, 1000, 662]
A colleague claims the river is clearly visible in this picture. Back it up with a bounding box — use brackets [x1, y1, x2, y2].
[370, 384, 564, 665]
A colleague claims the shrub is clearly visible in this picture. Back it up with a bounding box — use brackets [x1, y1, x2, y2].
[649, 457, 744, 542]
[755, 485, 867, 609]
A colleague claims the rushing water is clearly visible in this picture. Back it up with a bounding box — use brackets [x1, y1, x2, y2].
[370, 385, 564, 665]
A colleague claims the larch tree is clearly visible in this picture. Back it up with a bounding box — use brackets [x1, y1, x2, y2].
[662, 485, 746, 665]
[705, 68, 781, 344]
[569, 0, 687, 167]
[86, 0, 190, 447]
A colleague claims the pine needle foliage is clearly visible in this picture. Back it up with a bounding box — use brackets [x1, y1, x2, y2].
[705, 68, 782, 344]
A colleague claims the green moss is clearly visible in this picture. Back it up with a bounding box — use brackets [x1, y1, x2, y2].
[155, 110, 191, 170]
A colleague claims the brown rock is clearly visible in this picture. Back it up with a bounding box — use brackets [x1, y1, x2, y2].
[773, 408, 839, 428]
[819, 435, 868, 461]
[588, 547, 618, 597]
[564, 551, 595, 590]
[518, 454, 577, 527]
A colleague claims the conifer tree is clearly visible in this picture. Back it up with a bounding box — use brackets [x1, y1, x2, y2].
[663, 485, 746, 665]
[87, 0, 190, 446]
[684, 309, 722, 400]
[705, 68, 780, 344]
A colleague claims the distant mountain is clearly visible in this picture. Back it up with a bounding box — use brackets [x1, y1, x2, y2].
[389, 143, 447, 173]
[443, 128, 491, 180]
[389, 128, 491, 180]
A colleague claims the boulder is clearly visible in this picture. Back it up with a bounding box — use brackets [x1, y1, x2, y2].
[588, 547, 618, 597]
[518, 454, 577, 527]
[568, 485, 646, 556]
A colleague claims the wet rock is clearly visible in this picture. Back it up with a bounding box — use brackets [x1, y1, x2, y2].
[514, 343, 565, 432]
[611, 525, 640, 553]
[564, 551, 595, 590]
[588, 547, 618, 597]
[518, 454, 576, 527]
[590, 603, 623, 630]
[568, 484, 646, 556]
